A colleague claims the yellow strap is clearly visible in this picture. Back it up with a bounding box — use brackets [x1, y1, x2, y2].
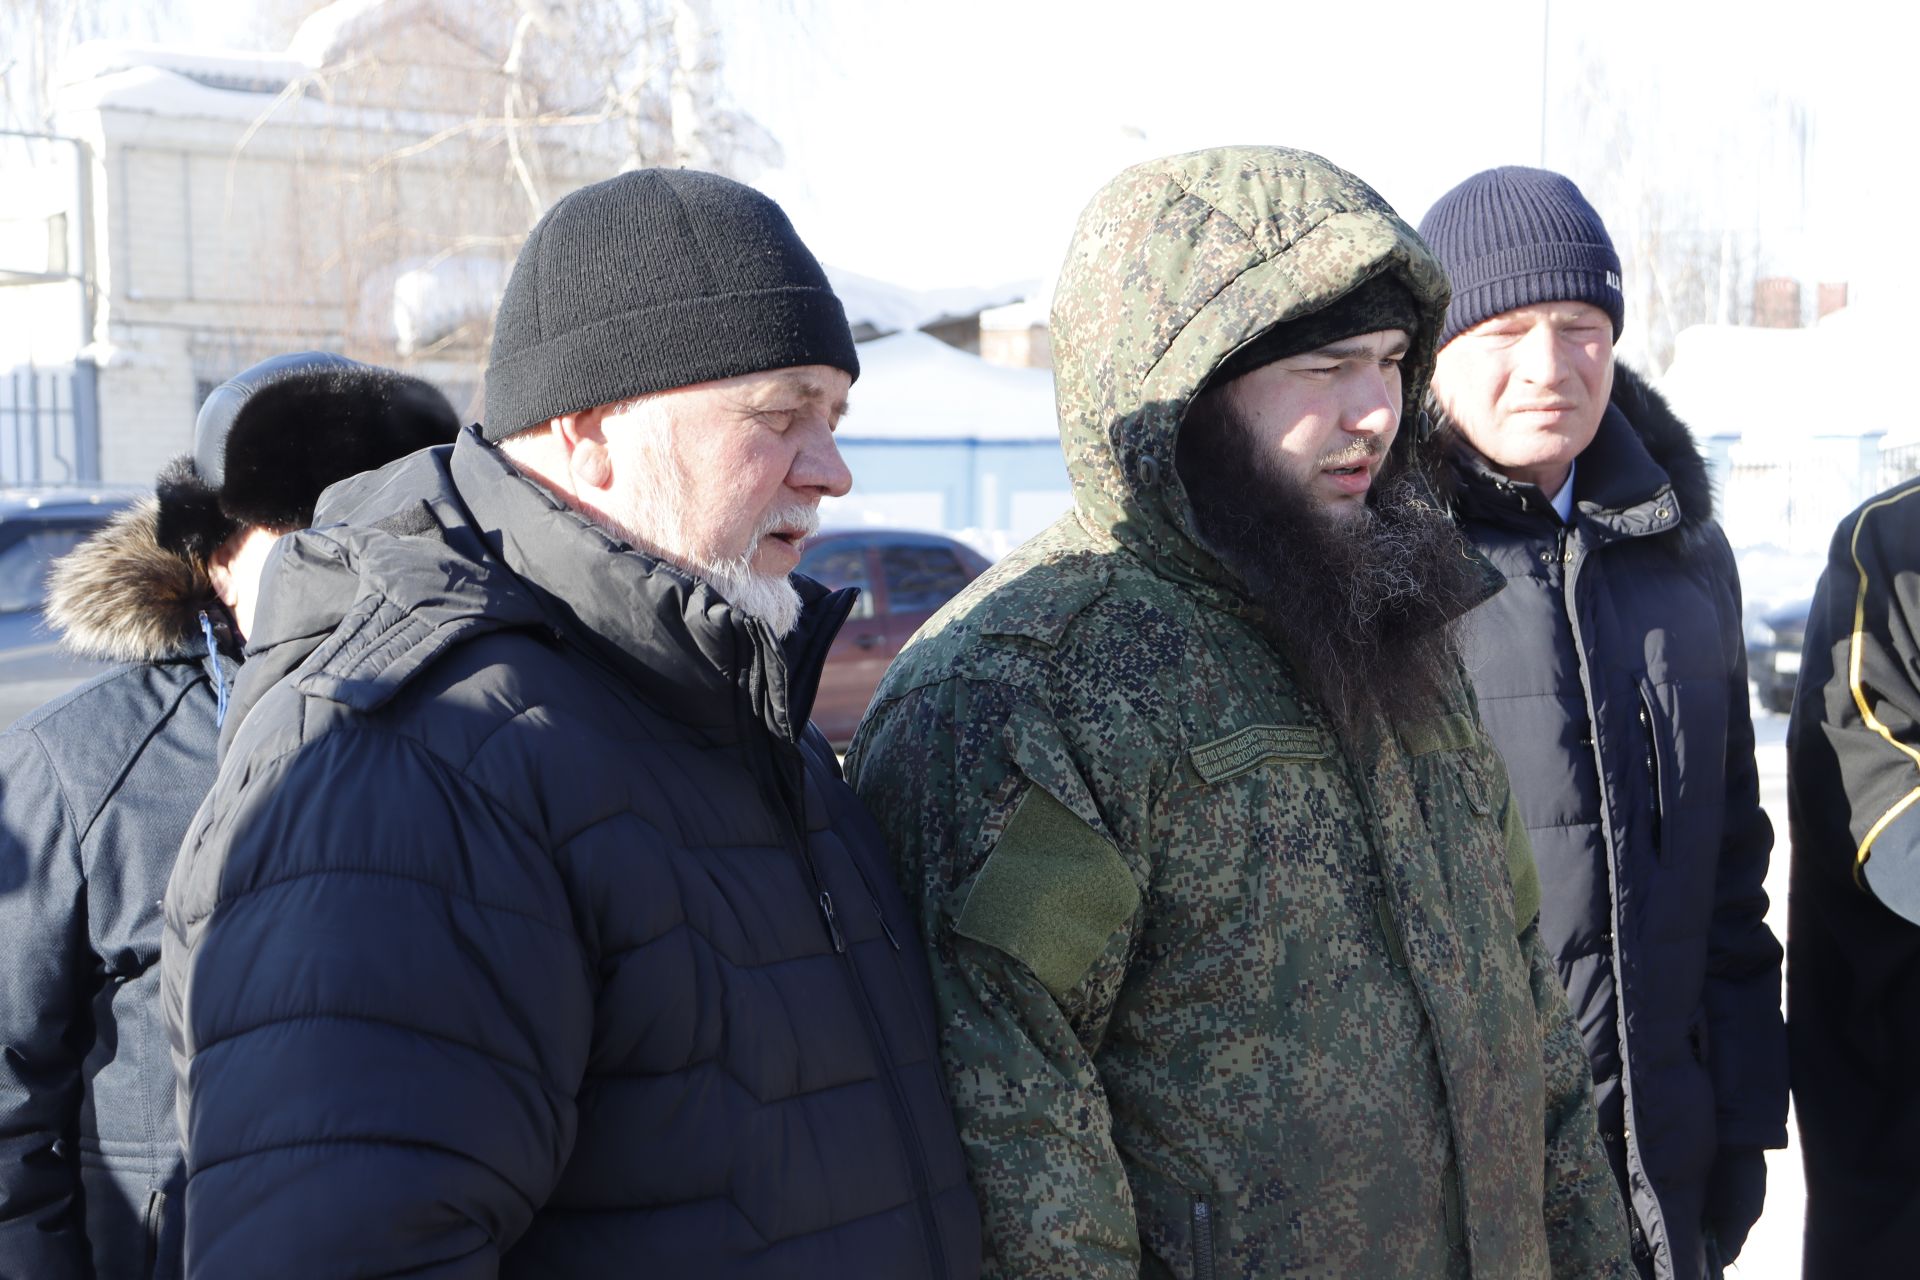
[1847, 485, 1920, 885]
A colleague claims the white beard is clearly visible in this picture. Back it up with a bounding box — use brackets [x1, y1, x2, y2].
[697, 540, 810, 637]
[597, 427, 816, 639]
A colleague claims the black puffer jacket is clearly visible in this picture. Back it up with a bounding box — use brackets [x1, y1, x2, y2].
[161, 430, 981, 1278]
[1439, 369, 1787, 1280]
[1787, 478, 1920, 1278]
[0, 501, 237, 1280]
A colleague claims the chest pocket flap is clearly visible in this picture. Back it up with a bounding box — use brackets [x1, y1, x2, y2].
[1400, 711, 1541, 937]
[952, 706, 1142, 1002]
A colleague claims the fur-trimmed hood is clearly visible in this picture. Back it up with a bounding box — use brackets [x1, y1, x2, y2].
[1603, 363, 1713, 528]
[1428, 362, 1714, 534]
[45, 498, 222, 663]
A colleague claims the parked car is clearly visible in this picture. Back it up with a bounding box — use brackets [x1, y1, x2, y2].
[0, 487, 144, 727]
[796, 528, 992, 746]
[1748, 596, 1812, 715]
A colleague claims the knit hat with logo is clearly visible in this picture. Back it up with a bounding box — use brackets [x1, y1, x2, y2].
[1418, 166, 1624, 347]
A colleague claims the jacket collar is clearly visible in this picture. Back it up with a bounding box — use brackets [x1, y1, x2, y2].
[243, 429, 850, 747]
[1437, 363, 1710, 544]
[448, 435, 852, 742]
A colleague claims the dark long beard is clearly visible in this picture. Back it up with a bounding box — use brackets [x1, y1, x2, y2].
[1179, 402, 1486, 740]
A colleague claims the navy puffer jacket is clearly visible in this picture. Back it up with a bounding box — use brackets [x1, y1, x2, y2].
[161, 431, 981, 1278]
[0, 500, 239, 1280]
[1437, 368, 1786, 1280]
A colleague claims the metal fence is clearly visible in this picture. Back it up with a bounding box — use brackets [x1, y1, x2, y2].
[0, 361, 99, 487]
[1880, 442, 1920, 493]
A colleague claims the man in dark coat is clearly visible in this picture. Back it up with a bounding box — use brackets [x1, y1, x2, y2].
[160, 169, 981, 1278]
[1787, 478, 1920, 1278]
[0, 352, 459, 1279]
[1419, 167, 1787, 1280]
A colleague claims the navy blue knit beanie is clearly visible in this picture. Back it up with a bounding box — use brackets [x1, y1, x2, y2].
[484, 168, 859, 441]
[1418, 166, 1624, 348]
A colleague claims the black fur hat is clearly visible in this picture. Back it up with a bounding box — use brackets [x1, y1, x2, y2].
[156, 352, 462, 565]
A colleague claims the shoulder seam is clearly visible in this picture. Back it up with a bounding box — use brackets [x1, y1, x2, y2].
[15, 725, 83, 868]
[75, 672, 206, 846]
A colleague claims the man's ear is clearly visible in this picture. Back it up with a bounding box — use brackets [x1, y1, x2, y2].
[206, 531, 245, 611]
[551, 406, 615, 494]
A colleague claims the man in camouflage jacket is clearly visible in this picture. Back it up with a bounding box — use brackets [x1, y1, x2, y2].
[846, 147, 1633, 1278]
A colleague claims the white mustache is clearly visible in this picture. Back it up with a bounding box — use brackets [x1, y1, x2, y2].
[755, 504, 820, 543]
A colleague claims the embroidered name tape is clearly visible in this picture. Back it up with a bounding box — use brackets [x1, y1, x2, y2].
[1189, 724, 1328, 783]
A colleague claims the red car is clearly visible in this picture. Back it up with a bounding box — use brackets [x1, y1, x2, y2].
[796, 528, 991, 746]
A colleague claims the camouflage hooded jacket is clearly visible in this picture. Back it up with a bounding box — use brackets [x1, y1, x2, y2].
[846, 148, 1632, 1279]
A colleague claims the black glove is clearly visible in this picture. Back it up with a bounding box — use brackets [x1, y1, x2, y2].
[1703, 1145, 1768, 1265]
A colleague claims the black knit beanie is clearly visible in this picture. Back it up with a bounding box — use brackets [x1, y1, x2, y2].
[1418, 166, 1625, 348]
[1208, 273, 1422, 389]
[483, 168, 860, 441]
[155, 351, 462, 565]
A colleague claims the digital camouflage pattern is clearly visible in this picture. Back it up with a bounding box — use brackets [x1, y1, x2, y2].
[846, 147, 1633, 1278]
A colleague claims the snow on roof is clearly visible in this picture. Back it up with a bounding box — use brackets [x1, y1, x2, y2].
[54, 66, 308, 124]
[980, 299, 1047, 331]
[390, 253, 510, 354]
[826, 266, 1032, 337]
[58, 41, 307, 91]
[1657, 312, 1889, 445]
[287, 0, 447, 68]
[52, 46, 528, 142]
[839, 330, 1057, 443]
[53, 2, 470, 123]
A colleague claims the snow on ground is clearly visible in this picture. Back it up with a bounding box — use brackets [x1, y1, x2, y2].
[826, 268, 1033, 343]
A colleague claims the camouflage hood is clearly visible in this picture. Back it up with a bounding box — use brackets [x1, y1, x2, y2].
[1049, 146, 1451, 589]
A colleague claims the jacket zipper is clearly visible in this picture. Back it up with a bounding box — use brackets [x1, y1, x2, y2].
[769, 737, 947, 1278]
[813, 859, 948, 1276]
[835, 824, 904, 951]
[1192, 1196, 1217, 1280]
[1551, 517, 1661, 1255]
[745, 608, 946, 1275]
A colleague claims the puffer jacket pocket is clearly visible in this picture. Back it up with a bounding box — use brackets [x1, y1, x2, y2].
[1635, 676, 1672, 864]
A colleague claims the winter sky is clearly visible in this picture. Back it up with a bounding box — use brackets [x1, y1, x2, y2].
[728, 0, 1917, 299]
[166, 0, 1918, 301]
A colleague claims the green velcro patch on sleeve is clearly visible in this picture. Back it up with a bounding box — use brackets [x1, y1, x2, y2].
[954, 783, 1142, 1002]
[1502, 791, 1542, 935]
[1399, 712, 1479, 757]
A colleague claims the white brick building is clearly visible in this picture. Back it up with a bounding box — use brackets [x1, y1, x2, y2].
[0, 2, 624, 484]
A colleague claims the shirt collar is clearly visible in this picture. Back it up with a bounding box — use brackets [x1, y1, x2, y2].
[1549, 459, 1578, 523]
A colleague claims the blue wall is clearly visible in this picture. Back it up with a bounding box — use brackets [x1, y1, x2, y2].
[837, 437, 1072, 534]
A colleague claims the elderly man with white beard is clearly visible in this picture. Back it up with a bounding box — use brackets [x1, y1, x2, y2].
[159, 169, 981, 1280]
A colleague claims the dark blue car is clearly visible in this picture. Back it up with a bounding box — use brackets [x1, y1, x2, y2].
[1747, 597, 1812, 715]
